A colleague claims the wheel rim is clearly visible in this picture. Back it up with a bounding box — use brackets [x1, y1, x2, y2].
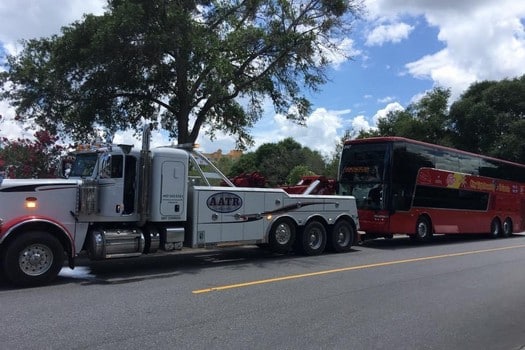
[307, 227, 323, 250]
[335, 226, 351, 246]
[417, 222, 427, 238]
[491, 221, 500, 236]
[275, 223, 292, 245]
[19, 243, 54, 276]
[503, 220, 512, 236]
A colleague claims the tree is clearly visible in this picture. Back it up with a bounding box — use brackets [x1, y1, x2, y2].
[230, 137, 326, 186]
[229, 151, 258, 176]
[1, 0, 362, 149]
[0, 128, 66, 179]
[449, 75, 525, 162]
[213, 155, 236, 177]
[286, 164, 315, 184]
[359, 87, 453, 145]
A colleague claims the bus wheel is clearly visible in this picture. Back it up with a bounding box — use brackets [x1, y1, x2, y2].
[268, 218, 296, 254]
[413, 216, 432, 242]
[502, 218, 513, 238]
[328, 219, 355, 253]
[296, 220, 327, 256]
[489, 218, 502, 239]
[3, 231, 64, 287]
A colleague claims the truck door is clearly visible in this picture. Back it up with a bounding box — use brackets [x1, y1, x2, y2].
[97, 154, 126, 217]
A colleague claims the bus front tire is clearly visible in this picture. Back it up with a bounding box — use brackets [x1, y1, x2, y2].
[412, 216, 432, 242]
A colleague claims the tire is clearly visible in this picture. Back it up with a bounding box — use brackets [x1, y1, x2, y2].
[412, 216, 432, 242]
[502, 218, 513, 238]
[268, 218, 296, 254]
[489, 218, 501, 239]
[328, 219, 355, 253]
[2, 231, 64, 287]
[296, 220, 327, 256]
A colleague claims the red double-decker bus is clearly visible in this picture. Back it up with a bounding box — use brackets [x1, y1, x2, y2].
[338, 137, 525, 241]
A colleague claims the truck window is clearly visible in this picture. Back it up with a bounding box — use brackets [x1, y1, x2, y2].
[188, 151, 233, 187]
[70, 153, 98, 177]
[111, 155, 123, 178]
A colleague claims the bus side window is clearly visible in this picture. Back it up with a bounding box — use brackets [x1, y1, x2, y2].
[459, 155, 479, 175]
[391, 184, 412, 211]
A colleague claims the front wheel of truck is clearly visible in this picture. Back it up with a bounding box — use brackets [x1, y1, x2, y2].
[2, 231, 64, 287]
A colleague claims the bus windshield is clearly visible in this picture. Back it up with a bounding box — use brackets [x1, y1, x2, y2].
[339, 142, 388, 210]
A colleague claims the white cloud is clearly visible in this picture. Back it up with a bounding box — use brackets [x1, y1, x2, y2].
[0, 0, 105, 55]
[366, 0, 525, 101]
[365, 22, 414, 46]
[0, 101, 34, 140]
[372, 102, 404, 125]
[250, 108, 350, 157]
[377, 96, 395, 104]
[350, 115, 372, 133]
[322, 37, 362, 69]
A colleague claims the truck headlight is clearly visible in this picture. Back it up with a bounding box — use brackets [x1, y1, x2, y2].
[25, 197, 38, 209]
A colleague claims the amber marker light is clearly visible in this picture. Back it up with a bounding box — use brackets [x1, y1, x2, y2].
[25, 197, 38, 209]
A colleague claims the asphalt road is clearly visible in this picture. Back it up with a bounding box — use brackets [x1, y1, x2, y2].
[1, 234, 525, 350]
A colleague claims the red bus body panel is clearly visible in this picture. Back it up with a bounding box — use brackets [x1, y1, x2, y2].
[358, 167, 525, 236]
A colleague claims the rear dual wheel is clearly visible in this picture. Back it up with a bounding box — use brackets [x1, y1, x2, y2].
[489, 218, 502, 239]
[328, 219, 355, 253]
[295, 220, 327, 256]
[502, 218, 513, 238]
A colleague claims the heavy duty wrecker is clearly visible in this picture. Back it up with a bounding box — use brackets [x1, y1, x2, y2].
[0, 126, 358, 286]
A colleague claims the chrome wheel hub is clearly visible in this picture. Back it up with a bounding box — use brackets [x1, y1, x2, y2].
[19, 244, 53, 276]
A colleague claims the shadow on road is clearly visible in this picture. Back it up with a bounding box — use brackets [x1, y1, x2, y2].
[0, 245, 357, 290]
[1, 233, 522, 290]
[359, 232, 524, 250]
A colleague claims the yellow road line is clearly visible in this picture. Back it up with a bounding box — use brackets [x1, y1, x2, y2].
[192, 244, 525, 294]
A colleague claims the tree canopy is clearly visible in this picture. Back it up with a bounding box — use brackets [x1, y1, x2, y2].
[229, 137, 326, 185]
[449, 75, 525, 162]
[356, 75, 525, 164]
[358, 87, 453, 146]
[0, 0, 362, 149]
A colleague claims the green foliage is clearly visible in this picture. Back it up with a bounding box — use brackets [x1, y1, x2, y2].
[0, 129, 66, 179]
[213, 156, 235, 177]
[1, 0, 362, 149]
[229, 151, 258, 177]
[287, 165, 315, 185]
[354, 76, 525, 164]
[363, 87, 453, 145]
[231, 137, 327, 186]
[449, 75, 525, 162]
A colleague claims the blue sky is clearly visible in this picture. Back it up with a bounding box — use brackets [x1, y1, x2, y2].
[1, 0, 525, 158]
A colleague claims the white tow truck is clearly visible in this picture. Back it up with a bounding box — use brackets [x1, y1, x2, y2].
[0, 126, 359, 286]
